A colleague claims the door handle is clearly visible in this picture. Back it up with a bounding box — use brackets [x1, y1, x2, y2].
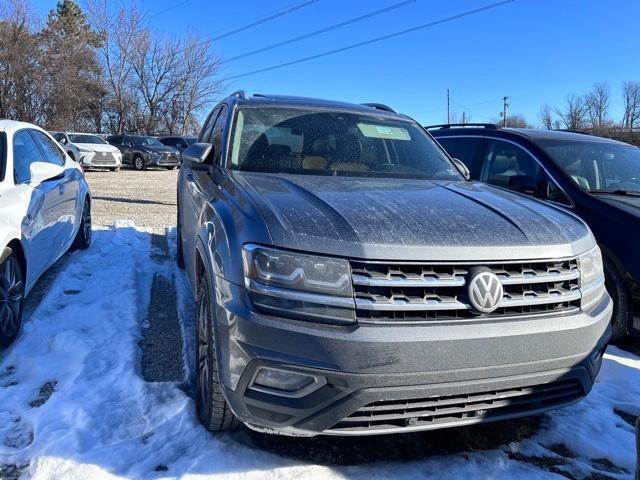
[58, 184, 65, 194]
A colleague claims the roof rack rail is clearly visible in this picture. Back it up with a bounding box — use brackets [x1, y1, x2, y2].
[253, 93, 267, 98]
[229, 90, 247, 99]
[362, 103, 397, 113]
[425, 123, 499, 130]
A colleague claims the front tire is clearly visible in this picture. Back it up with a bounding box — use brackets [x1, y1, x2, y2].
[176, 208, 185, 269]
[604, 258, 629, 339]
[110, 167, 121, 172]
[0, 248, 24, 347]
[133, 156, 146, 171]
[72, 198, 92, 251]
[195, 274, 240, 431]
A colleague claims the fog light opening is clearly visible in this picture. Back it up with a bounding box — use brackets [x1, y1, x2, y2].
[249, 367, 327, 398]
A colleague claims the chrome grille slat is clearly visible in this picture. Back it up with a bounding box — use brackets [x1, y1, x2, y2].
[351, 258, 581, 322]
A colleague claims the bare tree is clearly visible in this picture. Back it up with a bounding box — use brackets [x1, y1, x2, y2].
[87, 0, 145, 133]
[538, 103, 553, 129]
[504, 113, 531, 128]
[164, 34, 225, 135]
[555, 94, 589, 130]
[0, 0, 44, 122]
[622, 81, 640, 132]
[585, 82, 610, 129]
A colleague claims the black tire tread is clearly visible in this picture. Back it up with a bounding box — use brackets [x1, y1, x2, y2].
[603, 257, 629, 339]
[196, 277, 240, 431]
[0, 248, 23, 347]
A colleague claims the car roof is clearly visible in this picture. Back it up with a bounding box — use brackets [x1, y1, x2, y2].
[430, 125, 630, 146]
[229, 93, 408, 121]
[0, 119, 49, 135]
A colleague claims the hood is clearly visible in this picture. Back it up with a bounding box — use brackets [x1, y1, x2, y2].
[591, 193, 640, 217]
[75, 143, 120, 153]
[139, 145, 179, 154]
[234, 173, 594, 262]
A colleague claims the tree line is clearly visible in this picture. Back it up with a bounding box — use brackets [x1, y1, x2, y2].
[0, 0, 224, 135]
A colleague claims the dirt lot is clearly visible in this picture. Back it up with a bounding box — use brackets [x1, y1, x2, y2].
[83, 166, 178, 232]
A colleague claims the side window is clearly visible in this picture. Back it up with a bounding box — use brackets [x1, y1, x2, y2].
[163, 138, 177, 147]
[13, 130, 43, 184]
[209, 105, 228, 164]
[109, 136, 122, 144]
[436, 137, 485, 178]
[482, 139, 570, 205]
[200, 108, 220, 143]
[30, 130, 66, 166]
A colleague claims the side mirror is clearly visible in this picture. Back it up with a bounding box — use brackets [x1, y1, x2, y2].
[508, 175, 538, 195]
[183, 142, 213, 165]
[451, 157, 471, 181]
[29, 162, 65, 185]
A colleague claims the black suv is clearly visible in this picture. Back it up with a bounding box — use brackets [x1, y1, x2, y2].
[107, 134, 180, 170]
[158, 135, 197, 152]
[430, 123, 640, 338]
[176, 93, 610, 437]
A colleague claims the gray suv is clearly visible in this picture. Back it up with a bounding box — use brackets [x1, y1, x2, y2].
[176, 91, 612, 437]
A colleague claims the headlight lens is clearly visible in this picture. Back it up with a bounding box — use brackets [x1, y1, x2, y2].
[578, 245, 605, 309]
[242, 245, 355, 324]
[242, 245, 352, 297]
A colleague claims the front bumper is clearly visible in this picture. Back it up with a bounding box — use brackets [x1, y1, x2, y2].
[80, 151, 122, 168]
[150, 153, 181, 167]
[213, 277, 612, 436]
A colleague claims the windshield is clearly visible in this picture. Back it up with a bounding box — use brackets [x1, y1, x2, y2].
[228, 108, 460, 180]
[132, 136, 163, 147]
[540, 140, 640, 193]
[69, 134, 107, 144]
[185, 137, 197, 145]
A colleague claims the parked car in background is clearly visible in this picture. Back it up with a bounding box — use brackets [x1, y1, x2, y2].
[106, 134, 180, 170]
[158, 135, 197, 152]
[0, 121, 92, 346]
[176, 92, 611, 437]
[429, 124, 640, 339]
[51, 131, 122, 171]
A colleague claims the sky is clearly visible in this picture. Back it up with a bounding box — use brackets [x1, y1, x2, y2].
[31, 0, 640, 126]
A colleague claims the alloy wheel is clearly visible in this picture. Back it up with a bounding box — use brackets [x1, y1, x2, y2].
[82, 203, 92, 245]
[134, 157, 144, 170]
[0, 256, 23, 338]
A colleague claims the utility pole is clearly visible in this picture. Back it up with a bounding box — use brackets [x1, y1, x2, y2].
[447, 88, 450, 124]
[502, 96, 509, 127]
[462, 111, 466, 125]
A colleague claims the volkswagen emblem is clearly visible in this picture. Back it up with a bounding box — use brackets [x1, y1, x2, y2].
[468, 269, 503, 313]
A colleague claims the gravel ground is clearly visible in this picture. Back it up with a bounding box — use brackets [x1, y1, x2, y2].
[83, 166, 178, 232]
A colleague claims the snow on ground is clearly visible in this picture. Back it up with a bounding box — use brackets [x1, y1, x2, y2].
[0, 223, 638, 479]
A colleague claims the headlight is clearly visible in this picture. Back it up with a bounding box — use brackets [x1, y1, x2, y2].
[242, 244, 355, 324]
[77, 146, 92, 153]
[243, 245, 352, 297]
[578, 245, 605, 309]
[150, 151, 161, 158]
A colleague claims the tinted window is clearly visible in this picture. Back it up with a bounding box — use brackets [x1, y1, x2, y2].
[31, 130, 66, 166]
[109, 136, 123, 144]
[68, 134, 107, 144]
[131, 136, 163, 147]
[13, 130, 43, 184]
[200, 108, 220, 143]
[228, 108, 460, 180]
[161, 138, 177, 147]
[210, 106, 228, 162]
[482, 139, 570, 204]
[436, 137, 485, 178]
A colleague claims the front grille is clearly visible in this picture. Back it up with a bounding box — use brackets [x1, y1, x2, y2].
[89, 152, 118, 165]
[158, 153, 179, 164]
[352, 259, 581, 322]
[326, 379, 585, 434]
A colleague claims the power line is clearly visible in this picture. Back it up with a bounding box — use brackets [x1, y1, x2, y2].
[149, 0, 190, 19]
[449, 97, 494, 121]
[220, 0, 515, 81]
[211, 0, 320, 42]
[222, 0, 417, 64]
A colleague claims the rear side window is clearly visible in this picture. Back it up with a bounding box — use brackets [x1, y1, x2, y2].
[162, 138, 177, 147]
[13, 130, 43, 184]
[109, 136, 123, 144]
[30, 130, 66, 166]
[436, 137, 485, 178]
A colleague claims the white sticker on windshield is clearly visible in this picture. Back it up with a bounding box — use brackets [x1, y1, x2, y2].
[357, 123, 411, 140]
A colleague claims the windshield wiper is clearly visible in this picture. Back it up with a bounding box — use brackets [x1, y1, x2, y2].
[590, 189, 640, 196]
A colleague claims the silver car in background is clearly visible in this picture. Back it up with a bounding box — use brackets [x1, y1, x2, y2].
[51, 131, 122, 171]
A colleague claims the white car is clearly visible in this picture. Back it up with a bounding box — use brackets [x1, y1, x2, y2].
[51, 131, 122, 171]
[0, 121, 92, 346]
